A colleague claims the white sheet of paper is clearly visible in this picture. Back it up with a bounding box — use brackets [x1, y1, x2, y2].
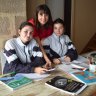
[73, 55, 88, 63]
[15, 73, 50, 80]
[57, 64, 82, 74]
[61, 55, 88, 64]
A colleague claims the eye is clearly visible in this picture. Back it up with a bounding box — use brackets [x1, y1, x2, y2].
[24, 31, 28, 33]
[39, 12, 43, 16]
[54, 26, 57, 30]
[44, 13, 48, 16]
[29, 31, 33, 35]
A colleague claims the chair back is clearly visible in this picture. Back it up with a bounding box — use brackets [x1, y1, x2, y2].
[0, 50, 6, 74]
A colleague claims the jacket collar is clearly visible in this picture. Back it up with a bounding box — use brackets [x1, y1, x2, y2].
[52, 33, 64, 41]
[16, 37, 27, 47]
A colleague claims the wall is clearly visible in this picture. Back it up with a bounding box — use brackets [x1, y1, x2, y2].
[26, 0, 64, 21]
[0, 0, 26, 50]
[27, 0, 45, 20]
[71, 0, 96, 53]
[46, 0, 64, 21]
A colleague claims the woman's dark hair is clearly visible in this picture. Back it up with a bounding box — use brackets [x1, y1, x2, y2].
[36, 4, 52, 29]
[19, 21, 33, 30]
[53, 18, 65, 27]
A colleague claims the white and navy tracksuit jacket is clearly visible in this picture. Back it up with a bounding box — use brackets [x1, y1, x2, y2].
[43, 33, 78, 62]
[3, 37, 44, 74]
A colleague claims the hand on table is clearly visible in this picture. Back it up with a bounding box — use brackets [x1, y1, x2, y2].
[64, 56, 71, 62]
[53, 58, 61, 65]
[34, 67, 48, 74]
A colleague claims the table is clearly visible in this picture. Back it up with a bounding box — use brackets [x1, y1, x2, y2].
[0, 68, 96, 96]
[82, 51, 96, 58]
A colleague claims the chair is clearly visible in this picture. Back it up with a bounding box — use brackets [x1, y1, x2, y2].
[0, 50, 6, 74]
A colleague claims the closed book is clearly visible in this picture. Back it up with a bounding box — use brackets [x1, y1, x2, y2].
[71, 71, 96, 85]
[0, 74, 32, 90]
[45, 76, 87, 95]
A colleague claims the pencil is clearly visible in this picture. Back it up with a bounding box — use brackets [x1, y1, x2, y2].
[0, 72, 16, 78]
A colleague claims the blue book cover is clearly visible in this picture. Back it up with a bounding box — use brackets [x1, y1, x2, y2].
[71, 71, 96, 85]
[0, 74, 32, 90]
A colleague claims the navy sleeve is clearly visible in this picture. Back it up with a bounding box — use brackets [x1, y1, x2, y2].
[3, 51, 34, 74]
[3, 49, 45, 74]
[3, 39, 34, 74]
[65, 42, 78, 61]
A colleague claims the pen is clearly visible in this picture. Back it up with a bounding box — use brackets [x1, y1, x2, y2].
[0, 72, 16, 78]
[72, 68, 85, 71]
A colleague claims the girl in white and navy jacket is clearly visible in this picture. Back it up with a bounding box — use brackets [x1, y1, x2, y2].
[43, 18, 78, 64]
[3, 21, 48, 74]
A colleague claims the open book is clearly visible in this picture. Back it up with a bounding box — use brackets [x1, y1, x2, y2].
[71, 71, 96, 85]
[45, 76, 87, 95]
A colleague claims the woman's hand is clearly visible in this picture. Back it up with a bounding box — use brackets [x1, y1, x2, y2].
[34, 67, 47, 74]
[64, 56, 71, 62]
[43, 61, 52, 69]
[53, 58, 61, 65]
[45, 58, 52, 68]
[35, 37, 52, 68]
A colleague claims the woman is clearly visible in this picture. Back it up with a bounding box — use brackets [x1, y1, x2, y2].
[3, 21, 47, 74]
[28, 4, 53, 68]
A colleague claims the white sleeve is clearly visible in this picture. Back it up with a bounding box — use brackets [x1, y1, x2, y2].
[42, 38, 50, 46]
[4, 39, 18, 63]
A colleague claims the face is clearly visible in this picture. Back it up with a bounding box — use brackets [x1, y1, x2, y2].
[38, 10, 49, 25]
[18, 25, 33, 43]
[54, 23, 64, 36]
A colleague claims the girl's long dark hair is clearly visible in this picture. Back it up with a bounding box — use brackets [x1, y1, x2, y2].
[36, 4, 52, 29]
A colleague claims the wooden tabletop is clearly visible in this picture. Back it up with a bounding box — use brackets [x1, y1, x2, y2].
[0, 69, 96, 96]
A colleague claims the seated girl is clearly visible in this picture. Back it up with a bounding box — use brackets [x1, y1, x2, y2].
[3, 21, 48, 74]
